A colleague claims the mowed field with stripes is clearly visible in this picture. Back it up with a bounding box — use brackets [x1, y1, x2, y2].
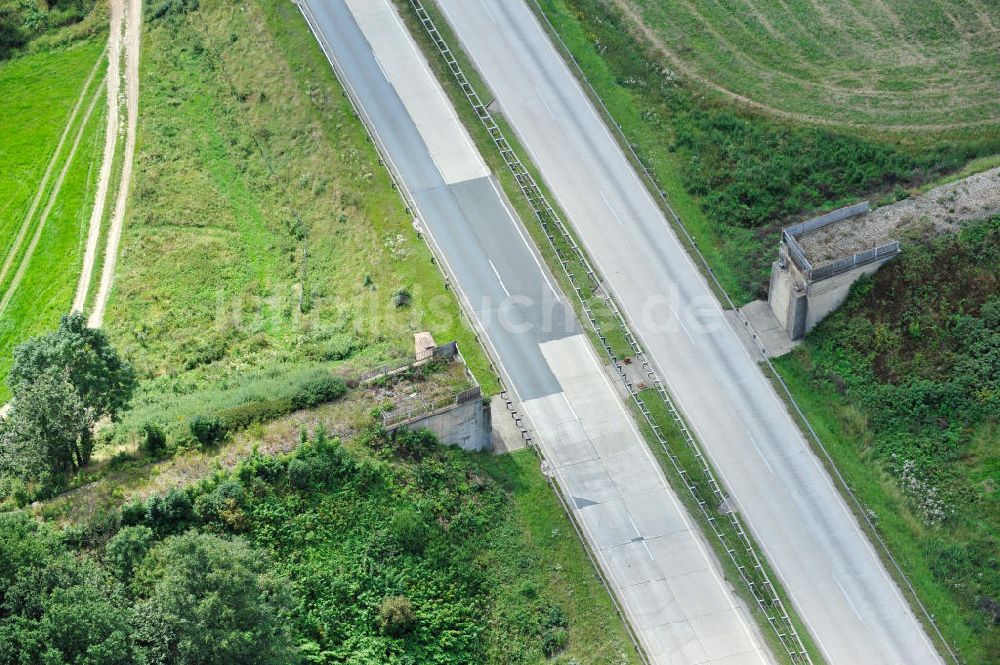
[619, 0, 1000, 134]
[0, 38, 106, 399]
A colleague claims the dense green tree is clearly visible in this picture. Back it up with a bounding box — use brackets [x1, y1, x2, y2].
[0, 514, 139, 665]
[0, 370, 92, 491]
[104, 525, 155, 583]
[2, 314, 136, 496]
[33, 582, 139, 665]
[10, 313, 137, 422]
[133, 532, 298, 665]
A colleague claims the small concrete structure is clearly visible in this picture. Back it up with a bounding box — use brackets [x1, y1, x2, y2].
[390, 389, 492, 452]
[379, 334, 492, 452]
[414, 331, 436, 358]
[768, 202, 899, 339]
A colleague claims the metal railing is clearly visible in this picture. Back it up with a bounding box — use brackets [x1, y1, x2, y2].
[407, 2, 810, 661]
[809, 241, 900, 281]
[382, 385, 482, 428]
[785, 201, 870, 238]
[783, 230, 813, 274]
[782, 202, 899, 281]
[357, 344, 452, 383]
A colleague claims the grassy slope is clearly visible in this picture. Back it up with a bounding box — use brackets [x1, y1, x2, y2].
[103, 0, 495, 435]
[623, 0, 1000, 134]
[0, 39, 106, 399]
[774, 217, 1000, 663]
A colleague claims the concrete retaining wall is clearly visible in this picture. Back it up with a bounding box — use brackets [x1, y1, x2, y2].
[390, 397, 492, 452]
[803, 259, 886, 332]
[769, 240, 893, 339]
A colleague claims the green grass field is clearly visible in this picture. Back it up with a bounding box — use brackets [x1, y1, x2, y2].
[0, 37, 106, 399]
[620, 0, 1000, 136]
[103, 0, 496, 432]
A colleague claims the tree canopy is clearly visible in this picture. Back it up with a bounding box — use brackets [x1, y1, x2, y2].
[1, 314, 136, 499]
[133, 532, 297, 665]
[10, 313, 137, 421]
[0, 370, 91, 486]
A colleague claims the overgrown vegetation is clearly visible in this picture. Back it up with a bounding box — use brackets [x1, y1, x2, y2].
[534, 0, 997, 300]
[774, 216, 1000, 662]
[3, 425, 639, 664]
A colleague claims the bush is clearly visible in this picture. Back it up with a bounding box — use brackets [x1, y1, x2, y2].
[145, 489, 193, 534]
[389, 508, 428, 554]
[392, 289, 411, 308]
[389, 428, 437, 461]
[219, 398, 292, 431]
[541, 627, 568, 657]
[290, 375, 347, 410]
[139, 422, 168, 458]
[194, 481, 247, 532]
[378, 595, 416, 637]
[105, 525, 155, 582]
[286, 459, 311, 490]
[189, 414, 228, 446]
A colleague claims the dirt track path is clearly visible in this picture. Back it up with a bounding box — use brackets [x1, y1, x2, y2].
[0, 52, 104, 294]
[73, 0, 124, 313]
[88, 0, 141, 327]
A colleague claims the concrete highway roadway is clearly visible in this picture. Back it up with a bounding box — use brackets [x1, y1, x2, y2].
[299, 0, 775, 662]
[434, 1, 945, 664]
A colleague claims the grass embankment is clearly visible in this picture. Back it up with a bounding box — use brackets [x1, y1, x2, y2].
[0, 36, 107, 398]
[55, 1, 640, 657]
[774, 217, 1000, 663]
[532, 0, 999, 302]
[102, 0, 496, 448]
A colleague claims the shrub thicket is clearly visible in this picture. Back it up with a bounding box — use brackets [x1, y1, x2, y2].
[1, 427, 584, 663]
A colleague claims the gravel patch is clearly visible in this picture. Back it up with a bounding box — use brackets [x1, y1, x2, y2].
[799, 167, 1000, 264]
